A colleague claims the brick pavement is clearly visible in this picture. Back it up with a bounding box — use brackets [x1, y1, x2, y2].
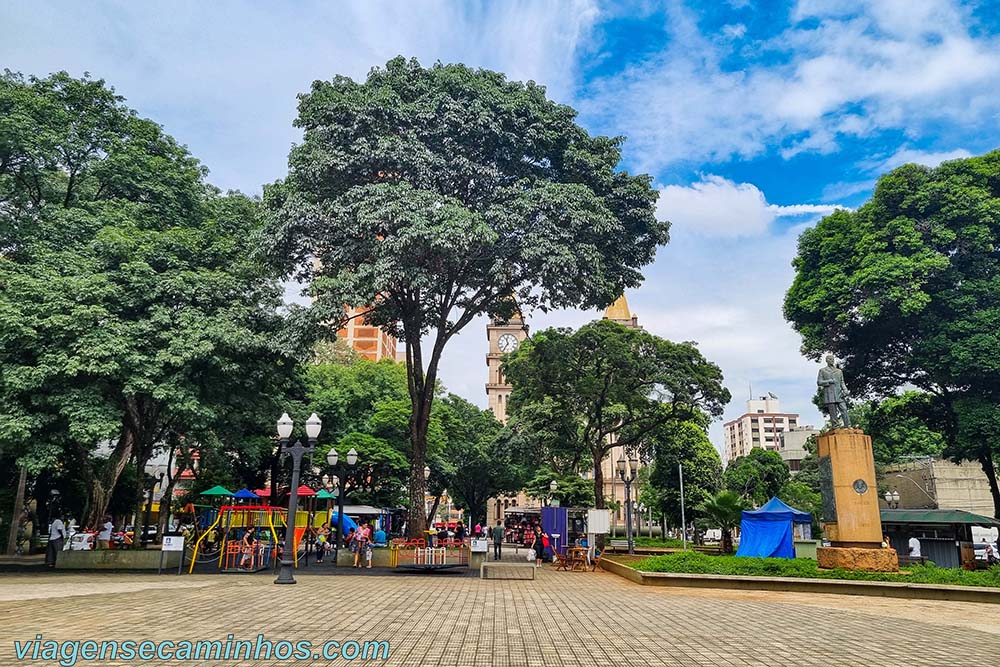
[1, 563, 999, 666]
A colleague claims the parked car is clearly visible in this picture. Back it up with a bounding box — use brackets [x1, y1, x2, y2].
[69, 531, 96, 551]
[973, 541, 998, 564]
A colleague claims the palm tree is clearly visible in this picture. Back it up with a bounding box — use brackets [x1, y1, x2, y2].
[697, 490, 745, 554]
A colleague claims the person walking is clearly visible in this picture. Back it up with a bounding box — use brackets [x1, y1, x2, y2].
[531, 525, 545, 568]
[491, 519, 504, 561]
[315, 522, 330, 563]
[46, 514, 67, 568]
[353, 524, 369, 568]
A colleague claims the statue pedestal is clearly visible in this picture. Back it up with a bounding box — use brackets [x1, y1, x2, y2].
[817, 428, 897, 571]
[817, 546, 898, 572]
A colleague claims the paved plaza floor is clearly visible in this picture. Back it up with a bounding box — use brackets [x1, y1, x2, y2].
[1, 561, 999, 666]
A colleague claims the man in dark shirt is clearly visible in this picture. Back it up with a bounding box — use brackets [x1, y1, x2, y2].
[491, 520, 504, 561]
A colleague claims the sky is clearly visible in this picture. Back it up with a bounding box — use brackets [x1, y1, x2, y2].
[4, 0, 1000, 455]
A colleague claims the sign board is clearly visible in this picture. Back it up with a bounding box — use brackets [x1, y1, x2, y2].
[586, 509, 611, 535]
[162, 535, 185, 552]
[470, 538, 488, 553]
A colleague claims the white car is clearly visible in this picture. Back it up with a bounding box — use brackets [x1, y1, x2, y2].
[68, 532, 96, 551]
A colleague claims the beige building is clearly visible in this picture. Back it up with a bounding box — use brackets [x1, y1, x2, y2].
[778, 425, 820, 474]
[883, 459, 995, 515]
[723, 395, 800, 463]
[485, 308, 533, 523]
[486, 294, 648, 528]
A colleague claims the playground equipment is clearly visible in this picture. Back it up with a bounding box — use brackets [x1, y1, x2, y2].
[392, 538, 469, 571]
[188, 505, 310, 574]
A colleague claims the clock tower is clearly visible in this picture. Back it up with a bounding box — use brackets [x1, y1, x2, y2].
[486, 311, 528, 423]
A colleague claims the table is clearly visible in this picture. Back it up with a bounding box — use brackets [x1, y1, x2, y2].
[567, 546, 589, 571]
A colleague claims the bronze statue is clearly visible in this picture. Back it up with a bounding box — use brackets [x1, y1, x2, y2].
[817, 354, 851, 428]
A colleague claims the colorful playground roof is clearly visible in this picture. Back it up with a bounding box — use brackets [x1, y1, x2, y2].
[199, 485, 233, 496]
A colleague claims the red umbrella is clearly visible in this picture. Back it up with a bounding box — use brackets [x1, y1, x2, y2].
[254, 488, 271, 497]
[296, 485, 317, 496]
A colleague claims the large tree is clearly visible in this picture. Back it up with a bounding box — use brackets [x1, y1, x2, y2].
[263, 57, 667, 536]
[436, 395, 533, 526]
[784, 151, 1000, 516]
[639, 419, 723, 530]
[504, 319, 730, 517]
[723, 448, 790, 507]
[0, 72, 298, 528]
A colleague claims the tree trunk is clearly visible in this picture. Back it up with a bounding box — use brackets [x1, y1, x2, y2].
[157, 448, 177, 538]
[592, 452, 605, 509]
[6, 466, 27, 555]
[84, 428, 135, 528]
[977, 451, 1000, 519]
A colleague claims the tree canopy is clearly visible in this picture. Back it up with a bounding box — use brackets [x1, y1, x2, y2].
[0, 72, 298, 528]
[784, 151, 1000, 516]
[262, 57, 667, 536]
[639, 419, 723, 528]
[504, 319, 730, 513]
[723, 448, 790, 507]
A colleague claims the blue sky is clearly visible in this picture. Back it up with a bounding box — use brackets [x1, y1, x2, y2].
[4, 0, 1000, 454]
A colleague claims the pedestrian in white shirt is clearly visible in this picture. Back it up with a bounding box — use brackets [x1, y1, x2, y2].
[46, 516, 67, 567]
[908, 536, 921, 559]
[97, 516, 114, 549]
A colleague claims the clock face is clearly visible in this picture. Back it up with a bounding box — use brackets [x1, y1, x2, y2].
[498, 334, 519, 353]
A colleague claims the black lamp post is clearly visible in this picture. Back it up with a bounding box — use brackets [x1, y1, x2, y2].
[616, 455, 639, 555]
[141, 470, 165, 547]
[275, 411, 322, 585]
[328, 446, 358, 565]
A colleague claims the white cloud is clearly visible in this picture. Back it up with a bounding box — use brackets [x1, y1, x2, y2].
[580, 0, 1000, 172]
[0, 0, 598, 193]
[865, 147, 974, 172]
[657, 176, 843, 238]
[722, 23, 747, 39]
[823, 146, 973, 199]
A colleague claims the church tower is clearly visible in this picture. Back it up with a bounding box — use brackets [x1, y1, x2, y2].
[485, 309, 529, 424]
[603, 293, 640, 329]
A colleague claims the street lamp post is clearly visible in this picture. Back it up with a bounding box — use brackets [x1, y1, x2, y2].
[328, 446, 358, 565]
[637, 503, 646, 540]
[275, 412, 322, 585]
[616, 455, 639, 555]
[884, 490, 900, 509]
[141, 471, 165, 547]
[549, 480, 558, 507]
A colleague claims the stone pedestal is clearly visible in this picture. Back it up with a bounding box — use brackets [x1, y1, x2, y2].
[817, 546, 899, 572]
[818, 428, 882, 547]
[817, 428, 897, 571]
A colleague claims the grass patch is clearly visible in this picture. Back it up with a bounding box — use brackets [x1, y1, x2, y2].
[629, 551, 1000, 588]
[632, 536, 685, 548]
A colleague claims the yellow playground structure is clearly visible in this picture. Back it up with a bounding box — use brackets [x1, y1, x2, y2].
[188, 505, 313, 574]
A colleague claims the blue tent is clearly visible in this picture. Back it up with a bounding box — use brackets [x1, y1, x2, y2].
[232, 488, 260, 500]
[735, 497, 812, 559]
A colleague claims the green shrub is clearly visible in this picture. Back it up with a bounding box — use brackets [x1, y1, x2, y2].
[628, 551, 1000, 588]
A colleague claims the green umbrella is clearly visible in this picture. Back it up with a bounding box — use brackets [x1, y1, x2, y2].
[199, 485, 233, 497]
[315, 489, 335, 500]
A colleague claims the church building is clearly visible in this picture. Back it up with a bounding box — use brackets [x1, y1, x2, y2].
[485, 294, 647, 531]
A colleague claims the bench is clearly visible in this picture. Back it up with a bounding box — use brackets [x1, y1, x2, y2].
[480, 562, 535, 580]
[692, 544, 722, 556]
[607, 540, 630, 552]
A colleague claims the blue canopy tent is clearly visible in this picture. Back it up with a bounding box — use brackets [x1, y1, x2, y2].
[329, 512, 359, 535]
[232, 488, 260, 500]
[735, 497, 812, 559]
